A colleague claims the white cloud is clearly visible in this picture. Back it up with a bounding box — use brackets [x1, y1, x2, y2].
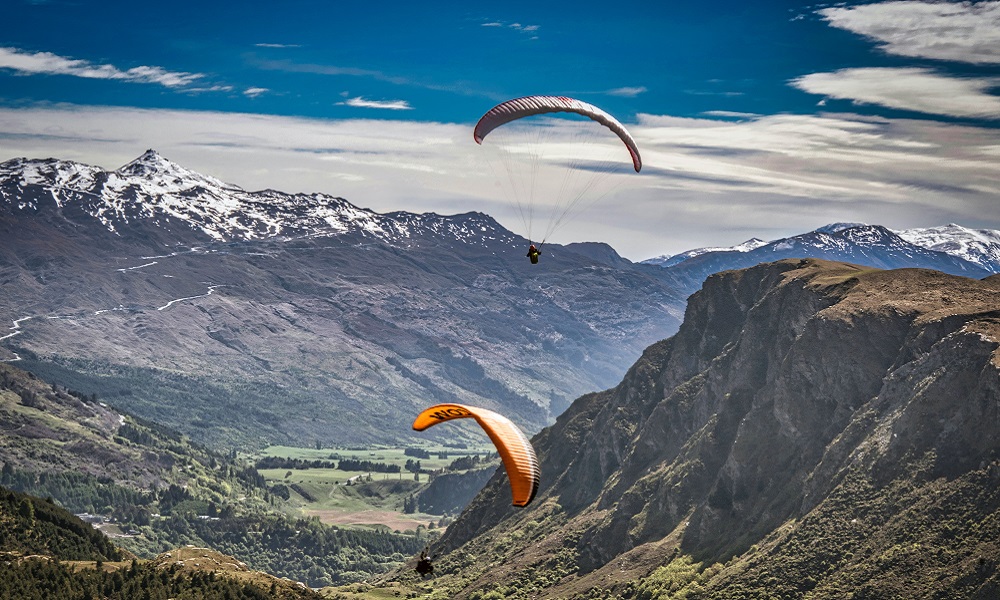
[607, 86, 647, 98]
[819, 1, 1000, 64]
[339, 96, 413, 110]
[186, 85, 235, 94]
[255, 58, 489, 99]
[480, 20, 539, 34]
[244, 87, 269, 98]
[0, 104, 997, 260]
[0, 47, 202, 88]
[792, 67, 1000, 119]
[701, 110, 759, 119]
[255, 43, 302, 48]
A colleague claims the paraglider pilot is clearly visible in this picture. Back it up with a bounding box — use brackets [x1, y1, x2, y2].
[415, 547, 435, 578]
[526, 244, 541, 264]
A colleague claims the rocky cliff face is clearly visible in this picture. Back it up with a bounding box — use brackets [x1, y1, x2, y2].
[424, 259, 1000, 598]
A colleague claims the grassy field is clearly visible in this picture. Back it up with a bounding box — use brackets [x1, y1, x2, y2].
[321, 581, 437, 599]
[258, 444, 493, 471]
[254, 444, 495, 532]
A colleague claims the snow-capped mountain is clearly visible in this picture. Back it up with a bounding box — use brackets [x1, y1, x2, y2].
[0, 150, 510, 247]
[644, 237, 767, 268]
[647, 223, 992, 297]
[747, 224, 990, 276]
[647, 222, 1000, 276]
[814, 222, 869, 234]
[896, 223, 1000, 274]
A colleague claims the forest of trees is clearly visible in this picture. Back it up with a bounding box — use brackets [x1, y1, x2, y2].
[0, 486, 124, 562]
[254, 456, 402, 474]
[0, 559, 322, 600]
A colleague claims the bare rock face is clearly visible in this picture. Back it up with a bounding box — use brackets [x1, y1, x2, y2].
[433, 259, 1000, 597]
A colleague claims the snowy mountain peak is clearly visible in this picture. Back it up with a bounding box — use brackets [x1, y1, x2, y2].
[731, 237, 768, 252]
[835, 224, 898, 245]
[0, 152, 517, 248]
[814, 222, 868, 234]
[641, 237, 768, 268]
[896, 223, 1000, 273]
[117, 149, 172, 174]
[1, 156, 105, 192]
[115, 149, 237, 192]
[897, 223, 1000, 246]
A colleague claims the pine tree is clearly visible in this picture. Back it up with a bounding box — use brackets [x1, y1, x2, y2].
[18, 498, 34, 521]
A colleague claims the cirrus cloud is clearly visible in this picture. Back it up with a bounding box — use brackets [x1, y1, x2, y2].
[0, 46, 203, 88]
[338, 96, 413, 110]
[607, 86, 647, 98]
[243, 87, 269, 98]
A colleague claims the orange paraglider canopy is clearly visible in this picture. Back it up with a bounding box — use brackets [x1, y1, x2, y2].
[412, 403, 540, 507]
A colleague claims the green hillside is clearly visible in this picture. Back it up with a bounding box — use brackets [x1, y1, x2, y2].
[0, 362, 430, 586]
[0, 485, 124, 562]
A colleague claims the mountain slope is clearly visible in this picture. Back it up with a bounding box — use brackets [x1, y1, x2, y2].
[897, 222, 1000, 274]
[0, 361, 259, 499]
[0, 152, 685, 447]
[643, 237, 767, 268]
[0, 485, 125, 562]
[0, 361, 429, 587]
[0, 489, 322, 599]
[404, 259, 1000, 598]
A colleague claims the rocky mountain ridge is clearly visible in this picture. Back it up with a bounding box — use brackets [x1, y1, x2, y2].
[414, 259, 1000, 598]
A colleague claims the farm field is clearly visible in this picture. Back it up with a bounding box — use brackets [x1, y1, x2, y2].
[253, 444, 497, 532]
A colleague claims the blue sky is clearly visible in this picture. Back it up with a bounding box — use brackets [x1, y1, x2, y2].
[1, 0, 998, 259]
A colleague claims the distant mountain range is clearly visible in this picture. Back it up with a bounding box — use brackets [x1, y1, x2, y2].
[642, 236, 768, 268]
[0, 150, 685, 448]
[646, 222, 1000, 274]
[644, 222, 996, 296]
